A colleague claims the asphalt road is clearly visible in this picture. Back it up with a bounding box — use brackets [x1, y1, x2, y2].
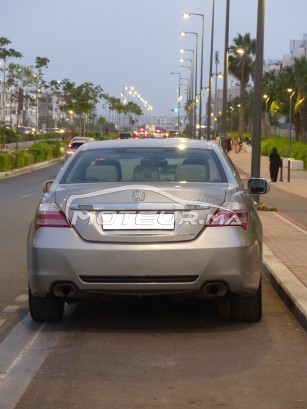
[1, 164, 307, 409]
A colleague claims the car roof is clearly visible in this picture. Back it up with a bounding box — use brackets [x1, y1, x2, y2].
[82, 137, 220, 150]
[70, 136, 94, 143]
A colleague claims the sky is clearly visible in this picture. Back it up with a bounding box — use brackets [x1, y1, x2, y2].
[2, 0, 307, 118]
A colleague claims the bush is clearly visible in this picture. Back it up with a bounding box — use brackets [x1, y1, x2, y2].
[15, 150, 26, 168]
[28, 142, 53, 163]
[0, 126, 16, 144]
[42, 140, 65, 158]
[261, 137, 307, 168]
[24, 151, 34, 166]
[0, 152, 12, 171]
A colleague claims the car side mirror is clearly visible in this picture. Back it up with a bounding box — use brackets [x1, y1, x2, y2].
[43, 180, 54, 193]
[247, 178, 270, 195]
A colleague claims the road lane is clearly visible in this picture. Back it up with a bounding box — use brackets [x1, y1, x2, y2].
[1, 162, 307, 408]
[0, 163, 62, 314]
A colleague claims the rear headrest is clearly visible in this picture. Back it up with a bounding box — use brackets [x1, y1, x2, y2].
[85, 164, 120, 182]
[175, 164, 209, 182]
[133, 165, 160, 181]
[95, 159, 122, 180]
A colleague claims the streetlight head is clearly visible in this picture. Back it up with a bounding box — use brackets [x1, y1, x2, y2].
[179, 32, 187, 36]
[287, 88, 293, 93]
[236, 48, 245, 56]
[182, 12, 190, 18]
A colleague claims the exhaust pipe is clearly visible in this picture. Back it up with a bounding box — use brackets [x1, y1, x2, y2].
[203, 282, 227, 297]
[54, 283, 77, 298]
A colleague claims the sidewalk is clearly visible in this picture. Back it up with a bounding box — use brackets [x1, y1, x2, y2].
[229, 149, 307, 330]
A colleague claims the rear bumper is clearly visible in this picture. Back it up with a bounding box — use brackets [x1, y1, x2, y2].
[28, 228, 262, 297]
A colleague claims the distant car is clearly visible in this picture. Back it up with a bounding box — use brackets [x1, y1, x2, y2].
[27, 138, 269, 323]
[44, 128, 65, 134]
[118, 132, 132, 139]
[17, 126, 33, 134]
[65, 136, 94, 160]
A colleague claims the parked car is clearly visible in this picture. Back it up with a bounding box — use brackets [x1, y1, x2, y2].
[27, 138, 269, 322]
[65, 136, 94, 160]
[118, 132, 132, 139]
[17, 126, 33, 134]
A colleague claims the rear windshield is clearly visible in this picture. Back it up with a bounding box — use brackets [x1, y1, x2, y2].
[60, 147, 227, 184]
[69, 142, 85, 149]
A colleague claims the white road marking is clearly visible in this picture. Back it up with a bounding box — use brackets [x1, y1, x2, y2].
[21, 194, 32, 198]
[2, 305, 19, 313]
[0, 313, 61, 409]
[15, 294, 28, 302]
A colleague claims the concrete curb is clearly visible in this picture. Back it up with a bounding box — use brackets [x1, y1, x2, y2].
[0, 157, 64, 179]
[262, 244, 307, 331]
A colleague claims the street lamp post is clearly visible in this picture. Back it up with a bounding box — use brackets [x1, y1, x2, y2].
[230, 106, 234, 133]
[251, 0, 265, 188]
[287, 88, 295, 147]
[182, 13, 204, 139]
[180, 77, 190, 133]
[212, 71, 223, 132]
[221, 0, 230, 151]
[263, 94, 270, 139]
[180, 48, 195, 137]
[206, 0, 215, 141]
[180, 32, 198, 138]
[214, 51, 219, 125]
[179, 58, 193, 99]
[170, 72, 181, 132]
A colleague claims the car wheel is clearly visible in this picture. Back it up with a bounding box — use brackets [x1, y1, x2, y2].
[230, 281, 262, 322]
[28, 286, 65, 322]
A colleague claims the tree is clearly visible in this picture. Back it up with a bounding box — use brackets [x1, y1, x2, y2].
[7, 63, 35, 147]
[262, 70, 282, 132]
[32, 57, 50, 132]
[0, 37, 22, 144]
[278, 57, 307, 142]
[228, 33, 256, 138]
[57, 79, 104, 135]
[103, 95, 143, 128]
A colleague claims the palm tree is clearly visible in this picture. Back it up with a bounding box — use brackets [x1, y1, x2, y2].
[228, 33, 256, 138]
[33, 57, 50, 132]
[0, 37, 22, 143]
[262, 70, 281, 132]
[279, 57, 307, 142]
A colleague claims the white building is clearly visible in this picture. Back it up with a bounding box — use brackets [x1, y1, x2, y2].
[0, 81, 66, 130]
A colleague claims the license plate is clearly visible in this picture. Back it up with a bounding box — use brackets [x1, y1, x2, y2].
[102, 212, 175, 230]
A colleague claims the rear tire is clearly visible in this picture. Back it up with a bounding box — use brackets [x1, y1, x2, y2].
[230, 281, 262, 322]
[28, 286, 65, 322]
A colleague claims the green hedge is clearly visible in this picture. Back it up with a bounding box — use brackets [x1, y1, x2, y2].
[261, 137, 307, 168]
[0, 153, 12, 171]
[28, 142, 54, 162]
[0, 141, 65, 172]
[15, 150, 25, 168]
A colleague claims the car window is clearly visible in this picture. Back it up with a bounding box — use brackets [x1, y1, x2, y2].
[61, 147, 227, 184]
[118, 133, 131, 139]
[69, 142, 85, 149]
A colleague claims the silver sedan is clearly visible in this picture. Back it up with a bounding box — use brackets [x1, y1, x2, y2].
[27, 138, 269, 322]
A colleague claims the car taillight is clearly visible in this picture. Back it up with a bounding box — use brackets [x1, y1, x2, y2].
[35, 203, 70, 229]
[66, 149, 74, 156]
[207, 201, 249, 230]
